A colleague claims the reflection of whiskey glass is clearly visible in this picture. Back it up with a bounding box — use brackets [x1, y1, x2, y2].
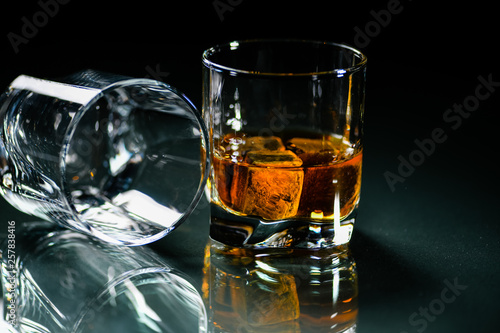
[203, 240, 358, 333]
[203, 40, 367, 248]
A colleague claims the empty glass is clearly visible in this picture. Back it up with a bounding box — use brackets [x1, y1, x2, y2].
[0, 70, 209, 245]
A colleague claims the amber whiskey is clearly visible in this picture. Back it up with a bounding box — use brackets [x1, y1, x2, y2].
[211, 133, 362, 221]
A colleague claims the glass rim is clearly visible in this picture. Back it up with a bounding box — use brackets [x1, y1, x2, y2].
[202, 39, 367, 77]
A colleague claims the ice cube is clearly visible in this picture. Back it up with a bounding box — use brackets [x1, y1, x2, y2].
[217, 135, 285, 165]
[286, 138, 340, 217]
[297, 163, 337, 217]
[242, 136, 285, 152]
[213, 136, 287, 209]
[288, 137, 362, 218]
[286, 137, 340, 166]
[231, 150, 303, 220]
[245, 150, 303, 167]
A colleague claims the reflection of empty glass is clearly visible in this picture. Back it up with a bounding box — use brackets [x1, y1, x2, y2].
[203, 239, 358, 333]
[1, 221, 207, 333]
[203, 40, 367, 248]
[0, 70, 209, 245]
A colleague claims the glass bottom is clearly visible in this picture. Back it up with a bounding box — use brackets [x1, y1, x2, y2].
[210, 203, 356, 249]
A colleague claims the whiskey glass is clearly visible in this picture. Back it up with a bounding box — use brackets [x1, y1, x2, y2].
[0, 70, 209, 245]
[203, 40, 367, 248]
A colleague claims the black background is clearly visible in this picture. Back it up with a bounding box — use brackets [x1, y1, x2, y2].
[1, 0, 499, 332]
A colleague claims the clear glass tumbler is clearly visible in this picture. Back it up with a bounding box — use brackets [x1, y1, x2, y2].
[0, 70, 209, 245]
[202, 40, 367, 248]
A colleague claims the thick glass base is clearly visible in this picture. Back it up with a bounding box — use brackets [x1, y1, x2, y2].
[210, 203, 356, 249]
